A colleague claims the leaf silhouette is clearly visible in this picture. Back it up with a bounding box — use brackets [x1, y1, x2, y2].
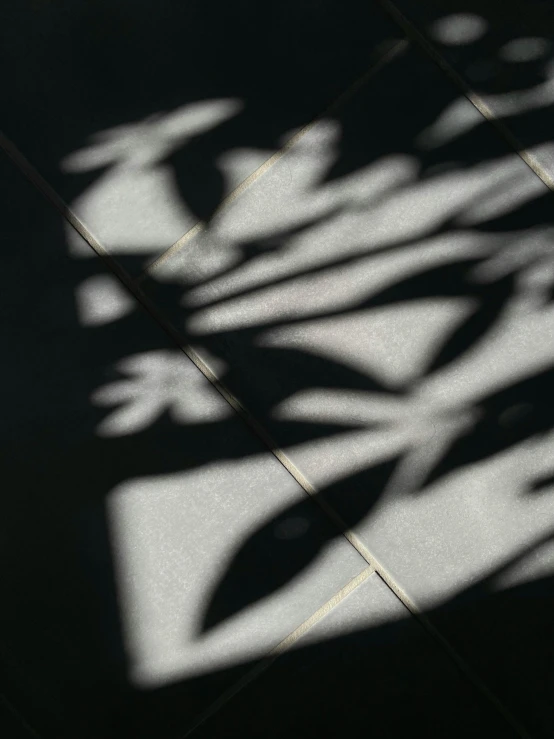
[360, 258, 483, 309]
[422, 366, 554, 489]
[426, 270, 516, 373]
[201, 456, 399, 631]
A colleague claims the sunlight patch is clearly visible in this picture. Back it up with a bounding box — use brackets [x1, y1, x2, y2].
[430, 14, 488, 46]
[60, 99, 243, 255]
[415, 98, 481, 149]
[76, 274, 135, 326]
[92, 350, 231, 437]
[499, 37, 551, 63]
[61, 99, 243, 173]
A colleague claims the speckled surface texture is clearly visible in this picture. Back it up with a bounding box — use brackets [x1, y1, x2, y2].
[1, 1, 553, 738]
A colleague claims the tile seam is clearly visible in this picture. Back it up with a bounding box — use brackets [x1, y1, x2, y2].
[374, 0, 554, 192]
[138, 37, 409, 283]
[0, 133, 140, 299]
[182, 567, 376, 738]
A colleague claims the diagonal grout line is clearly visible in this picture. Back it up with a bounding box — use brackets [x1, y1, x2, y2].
[138, 37, 409, 283]
[2, 134, 107, 262]
[268, 568, 376, 657]
[374, 0, 554, 193]
[182, 567, 376, 738]
[0, 133, 149, 312]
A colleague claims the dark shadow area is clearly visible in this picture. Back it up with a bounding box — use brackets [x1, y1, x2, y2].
[194, 573, 553, 739]
[2, 1, 554, 738]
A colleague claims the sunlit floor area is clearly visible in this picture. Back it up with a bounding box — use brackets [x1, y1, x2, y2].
[2, 2, 554, 737]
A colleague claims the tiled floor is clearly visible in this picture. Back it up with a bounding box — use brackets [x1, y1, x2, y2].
[2, 2, 553, 738]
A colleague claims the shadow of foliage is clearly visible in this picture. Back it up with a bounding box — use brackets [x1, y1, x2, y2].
[1, 1, 554, 738]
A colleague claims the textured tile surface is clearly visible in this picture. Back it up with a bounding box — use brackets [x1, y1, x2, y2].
[1, 1, 401, 272]
[193, 573, 518, 738]
[144, 43, 554, 736]
[0, 152, 367, 739]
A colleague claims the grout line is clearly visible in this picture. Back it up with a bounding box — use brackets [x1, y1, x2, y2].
[374, 0, 554, 193]
[401, 592, 532, 739]
[0, 133, 149, 305]
[2, 134, 108, 262]
[269, 567, 375, 657]
[183, 567, 375, 738]
[138, 37, 409, 283]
